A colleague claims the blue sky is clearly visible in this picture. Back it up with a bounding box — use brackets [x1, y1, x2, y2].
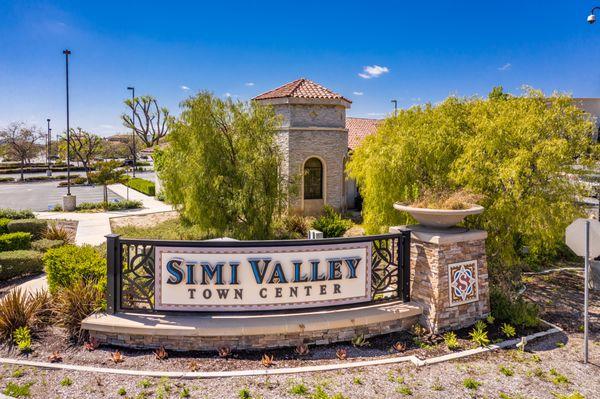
[1, 1, 599, 136]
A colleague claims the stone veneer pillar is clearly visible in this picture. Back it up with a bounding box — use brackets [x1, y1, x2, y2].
[391, 225, 490, 333]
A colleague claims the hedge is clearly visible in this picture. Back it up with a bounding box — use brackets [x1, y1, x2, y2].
[7, 219, 47, 239]
[43, 245, 106, 293]
[0, 250, 44, 281]
[125, 177, 155, 196]
[0, 232, 32, 251]
[31, 239, 64, 252]
[0, 209, 35, 220]
[0, 218, 10, 234]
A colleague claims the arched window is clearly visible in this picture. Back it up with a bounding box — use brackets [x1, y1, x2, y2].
[304, 158, 323, 199]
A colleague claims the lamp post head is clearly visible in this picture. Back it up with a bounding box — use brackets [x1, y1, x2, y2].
[47, 118, 50, 123]
[589, 13, 597, 24]
[62, 49, 71, 55]
[127, 86, 134, 91]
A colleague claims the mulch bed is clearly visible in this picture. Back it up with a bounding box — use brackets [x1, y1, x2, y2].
[0, 313, 543, 373]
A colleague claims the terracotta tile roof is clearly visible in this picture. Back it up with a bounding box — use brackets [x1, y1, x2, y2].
[346, 117, 382, 150]
[253, 78, 351, 103]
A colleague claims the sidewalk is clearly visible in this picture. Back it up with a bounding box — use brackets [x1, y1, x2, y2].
[35, 183, 173, 246]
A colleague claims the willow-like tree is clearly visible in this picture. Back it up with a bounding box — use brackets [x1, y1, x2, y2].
[156, 92, 286, 240]
[347, 87, 599, 277]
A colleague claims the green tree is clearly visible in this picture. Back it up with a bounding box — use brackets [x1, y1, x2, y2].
[90, 160, 126, 203]
[59, 128, 104, 183]
[347, 88, 598, 279]
[156, 92, 286, 239]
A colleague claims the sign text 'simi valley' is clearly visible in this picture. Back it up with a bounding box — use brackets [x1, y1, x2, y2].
[155, 243, 371, 311]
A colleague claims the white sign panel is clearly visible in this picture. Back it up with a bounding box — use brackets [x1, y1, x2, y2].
[155, 242, 372, 311]
[566, 218, 600, 258]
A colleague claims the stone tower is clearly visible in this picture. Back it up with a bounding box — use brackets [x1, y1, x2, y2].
[253, 78, 351, 215]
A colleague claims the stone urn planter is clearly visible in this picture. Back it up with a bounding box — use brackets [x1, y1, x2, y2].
[393, 203, 484, 229]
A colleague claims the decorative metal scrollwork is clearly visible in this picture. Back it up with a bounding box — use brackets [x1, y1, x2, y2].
[120, 243, 155, 310]
[371, 238, 399, 300]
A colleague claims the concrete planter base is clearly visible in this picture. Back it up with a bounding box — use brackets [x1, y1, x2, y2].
[83, 301, 422, 351]
[62, 194, 76, 212]
[393, 203, 484, 229]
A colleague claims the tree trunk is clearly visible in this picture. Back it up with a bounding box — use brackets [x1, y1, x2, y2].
[20, 159, 24, 181]
[103, 185, 108, 203]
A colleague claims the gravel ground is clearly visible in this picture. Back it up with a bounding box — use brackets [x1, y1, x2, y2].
[0, 269, 597, 398]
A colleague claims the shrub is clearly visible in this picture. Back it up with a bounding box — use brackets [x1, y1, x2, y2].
[0, 218, 10, 234]
[501, 323, 516, 338]
[0, 250, 43, 280]
[31, 239, 64, 252]
[443, 331, 460, 350]
[490, 287, 540, 328]
[0, 209, 34, 220]
[53, 279, 104, 341]
[43, 223, 74, 244]
[312, 206, 353, 238]
[13, 326, 32, 353]
[73, 200, 143, 212]
[0, 232, 31, 251]
[3, 381, 33, 397]
[7, 219, 47, 239]
[43, 245, 106, 293]
[0, 288, 51, 339]
[273, 214, 310, 239]
[0, 177, 14, 183]
[469, 320, 490, 347]
[125, 177, 155, 196]
[104, 200, 143, 211]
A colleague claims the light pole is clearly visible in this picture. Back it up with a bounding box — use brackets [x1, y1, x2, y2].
[127, 86, 136, 178]
[46, 119, 52, 176]
[391, 99, 398, 117]
[588, 6, 600, 23]
[62, 49, 76, 211]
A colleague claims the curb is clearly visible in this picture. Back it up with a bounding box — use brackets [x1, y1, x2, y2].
[0, 320, 562, 379]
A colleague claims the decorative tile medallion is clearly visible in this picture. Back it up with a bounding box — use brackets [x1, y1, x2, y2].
[448, 260, 478, 306]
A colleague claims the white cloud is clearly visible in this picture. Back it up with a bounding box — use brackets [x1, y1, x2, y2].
[367, 112, 385, 116]
[180, 85, 190, 91]
[358, 65, 390, 79]
[353, 91, 364, 96]
[224, 92, 232, 97]
[245, 82, 255, 86]
[498, 63, 512, 71]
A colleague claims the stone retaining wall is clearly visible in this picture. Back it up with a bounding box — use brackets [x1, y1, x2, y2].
[88, 313, 419, 351]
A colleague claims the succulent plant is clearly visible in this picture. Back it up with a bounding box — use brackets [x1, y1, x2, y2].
[261, 353, 274, 368]
[218, 346, 232, 358]
[48, 351, 62, 363]
[154, 346, 168, 360]
[393, 341, 407, 352]
[351, 334, 369, 347]
[336, 348, 348, 360]
[294, 344, 310, 356]
[83, 337, 100, 351]
[111, 350, 124, 364]
[188, 360, 201, 372]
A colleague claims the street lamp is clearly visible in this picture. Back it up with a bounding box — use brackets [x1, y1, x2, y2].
[127, 86, 136, 178]
[62, 49, 76, 211]
[391, 99, 398, 117]
[588, 7, 600, 23]
[46, 118, 52, 176]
